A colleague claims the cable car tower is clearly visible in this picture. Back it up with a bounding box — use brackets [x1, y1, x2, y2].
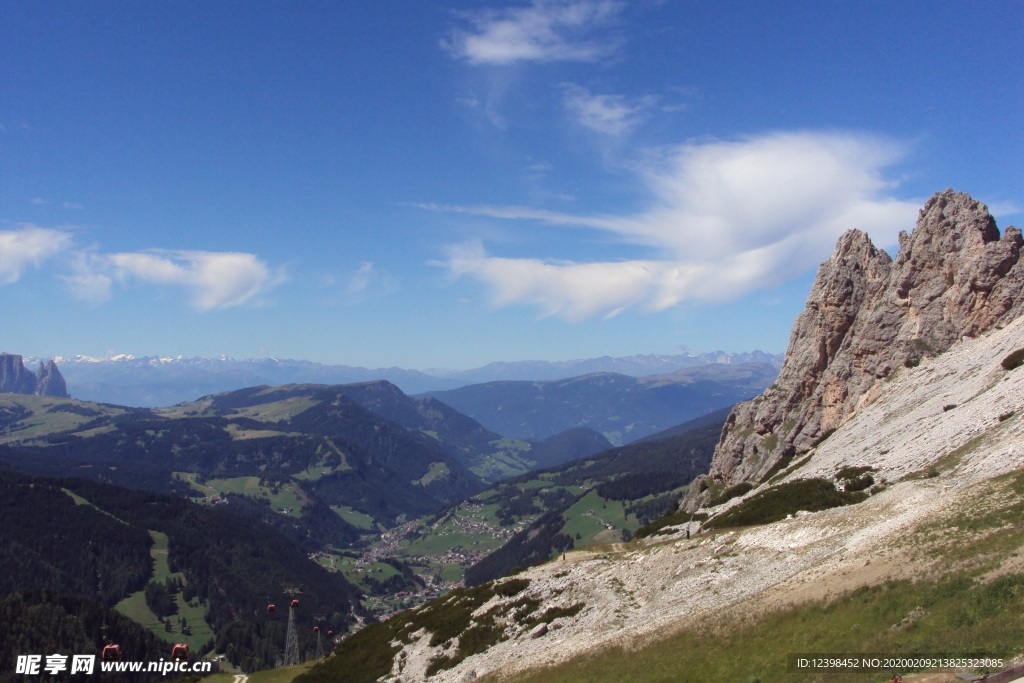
[282, 587, 302, 667]
[312, 614, 327, 660]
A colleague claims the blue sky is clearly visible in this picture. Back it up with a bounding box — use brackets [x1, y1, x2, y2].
[2, 1, 1021, 370]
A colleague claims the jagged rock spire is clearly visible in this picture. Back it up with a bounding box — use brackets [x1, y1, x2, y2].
[36, 359, 69, 398]
[0, 353, 70, 398]
[693, 190, 1023, 500]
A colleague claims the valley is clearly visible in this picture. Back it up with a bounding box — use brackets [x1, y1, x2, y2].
[3, 191, 1022, 681]
[290, 191, 1024, 683]
[5, 0, 1019, 676]
[0, 355, 744, 676]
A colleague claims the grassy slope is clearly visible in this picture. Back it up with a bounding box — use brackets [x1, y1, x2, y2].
[505, 573, 1024, 683]
[0, 394, 129, 444]
[176, 473, 305, 518]
[114, 530, 215, 652]
[504, 468, 1024, 683]
[203, 659, 319, 683]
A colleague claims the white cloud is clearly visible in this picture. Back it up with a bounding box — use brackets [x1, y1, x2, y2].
[61, 253, 113, 305]
[343, 261, 397, 304]
[0, 225, 73, 284]
[438, 131, 921, 320]
[65, 249, 285, 310]
[444, 0, 624, 65]
[562, 84, 657, 135]
[988, 200, 1021, 217]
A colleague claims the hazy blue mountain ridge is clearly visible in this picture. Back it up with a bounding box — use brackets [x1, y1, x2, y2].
[39, 351, 782, 407]
[422, 362, 779, 445]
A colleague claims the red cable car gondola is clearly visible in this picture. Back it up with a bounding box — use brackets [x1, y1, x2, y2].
[171, 643, 188, 661]
[290, 599, 299, 609]
[267, 603, 276, 614]
[101, 645, 121, 662]
[327, 630, 334, 638]
[313, 626, 319, 633]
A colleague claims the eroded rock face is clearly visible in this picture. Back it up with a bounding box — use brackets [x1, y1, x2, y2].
[0, 353, 70, 398]
[695, 190, 1024, 499]
[36, 359, 69, 398]
[0, 354, 39, 395]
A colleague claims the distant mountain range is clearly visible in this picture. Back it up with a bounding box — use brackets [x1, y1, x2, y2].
[30, 351, 783, 408]
[423, 362, 779, 445]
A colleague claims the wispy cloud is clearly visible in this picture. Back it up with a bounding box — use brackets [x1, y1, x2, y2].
[988, 200, 1021, 217]
[443, 0, 625, 65]
[436, 131, 921, 320]
[65, 249, 286, 310]
[27, 197, 84, 210]
[562, 84, 657, 135]
[343, 261, 397, 304]
[0, 225, 73, 284]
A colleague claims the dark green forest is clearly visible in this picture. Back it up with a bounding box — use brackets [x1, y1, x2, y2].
[0, 468, 362, 673]
[0, 590, 171, 683]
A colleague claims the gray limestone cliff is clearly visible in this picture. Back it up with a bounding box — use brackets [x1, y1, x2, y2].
[0, 353, 70, 398]
[691, 190, 1024, 503]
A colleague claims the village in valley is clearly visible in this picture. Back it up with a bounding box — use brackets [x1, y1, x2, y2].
[307, 501, 524, 620]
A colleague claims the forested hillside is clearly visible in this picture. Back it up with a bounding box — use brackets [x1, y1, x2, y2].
[0, 469, 362, 673]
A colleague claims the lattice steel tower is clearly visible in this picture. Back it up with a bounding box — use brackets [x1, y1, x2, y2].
[283, 601, 301, 666]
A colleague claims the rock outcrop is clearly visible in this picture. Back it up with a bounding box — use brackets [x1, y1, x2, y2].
[0, 353, 70, 398]
[35, 359, 69, 398]
[694, 190, 1023, 498]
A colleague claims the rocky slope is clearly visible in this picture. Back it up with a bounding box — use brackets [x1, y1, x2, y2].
[306, 288, 1024, 683]
[699, 189, 1022, 493]
[0, 353, 68, 398]
[300, 190, 1024, 682]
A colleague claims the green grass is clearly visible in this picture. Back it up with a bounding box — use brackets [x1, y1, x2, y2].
[204, 659, 318, 683]
[706, 478, 867, 530]
[560, 491, 636, 545]
[437, 563, 464, 583]
[709, 481, 755, 506]
[114, 530, 214, 651]
[469, 451, 534, 481]
[229, 395, 319, 422]
[174, 471, 219, 497]
[415, 461, 451, 486]
[291, 443, 353, 481]
[402, 528, 499, 555]
[330, 504, 377, 530]
[189, 475, 305, 518]
[0, 394, 127, 444]
[515, 478, 552, 491]
[62, 488, 129, 524]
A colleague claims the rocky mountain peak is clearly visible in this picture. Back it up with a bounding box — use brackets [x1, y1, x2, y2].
[694, 190, 1023, 498]
[36, 359, 69, 398]
[0, 353, 70, 398]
